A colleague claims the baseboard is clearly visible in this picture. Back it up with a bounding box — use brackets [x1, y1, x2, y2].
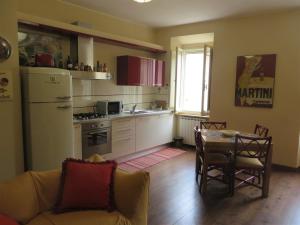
[272, 164, 300, 172]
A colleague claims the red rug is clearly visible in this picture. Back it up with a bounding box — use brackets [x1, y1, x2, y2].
[118, 148, 186, 172]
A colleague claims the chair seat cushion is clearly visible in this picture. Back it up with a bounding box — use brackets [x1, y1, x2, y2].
[207, 153, 229, 164]
[236, 156, 263, 169]
[26, 210, 131, 225]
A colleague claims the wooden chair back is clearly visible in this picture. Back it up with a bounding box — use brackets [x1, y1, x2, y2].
[234, 135, 272, 166]
[254, 124, 269, 137]
[200, 121, 227, 130]
[194, 126, 204, 158]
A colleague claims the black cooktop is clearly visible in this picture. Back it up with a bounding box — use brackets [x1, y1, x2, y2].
[73, 112, 107, 120]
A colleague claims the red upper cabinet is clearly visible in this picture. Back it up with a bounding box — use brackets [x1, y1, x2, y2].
[140, 58, 149, 86]
[154, 60, 165, 87]
[147, 58, 156, 86]
[117, 56, 141, 85]
[117, 55, 165, 87]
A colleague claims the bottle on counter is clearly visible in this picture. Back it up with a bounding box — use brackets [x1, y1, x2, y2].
[79, 62, 85, 71]
[67, 56, 73, 70]
[73, 61, 79, 70]
[58, 59, 64, 69]
[103, 63, 107, 72]
[96, 61, 100, 72]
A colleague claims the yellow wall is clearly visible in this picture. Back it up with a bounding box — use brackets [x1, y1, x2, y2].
[2, 0, 297, 176]
[0, 0, 157, 181]
[156, 10, 300, 167]
[17, 0, 155, 43]
[0, 0, 23, 181]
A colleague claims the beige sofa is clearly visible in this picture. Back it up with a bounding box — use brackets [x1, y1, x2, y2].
[0, 163, 150, 225]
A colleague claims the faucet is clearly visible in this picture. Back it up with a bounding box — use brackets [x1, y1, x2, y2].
[130, 104, 137, 114]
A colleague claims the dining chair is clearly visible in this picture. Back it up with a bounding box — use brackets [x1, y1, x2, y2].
[196, 121, 228, 183]
[194, 126, 232, 194]
[254, 124, 269, 137]
[231, 135, 272, 197]
[200, 121, 227, 130]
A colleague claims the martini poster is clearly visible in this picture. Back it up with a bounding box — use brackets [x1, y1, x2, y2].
[235, 54, 276, 108]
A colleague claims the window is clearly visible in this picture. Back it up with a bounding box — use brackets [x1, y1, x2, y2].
[175, 46, 212, 114]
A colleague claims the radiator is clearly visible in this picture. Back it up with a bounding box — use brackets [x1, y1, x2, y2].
[177, 116, 206, 145]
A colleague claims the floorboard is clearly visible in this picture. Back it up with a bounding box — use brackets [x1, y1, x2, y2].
[146, 149, 300, 225]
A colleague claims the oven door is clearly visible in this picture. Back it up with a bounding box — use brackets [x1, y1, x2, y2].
[82, 128, 111, 159]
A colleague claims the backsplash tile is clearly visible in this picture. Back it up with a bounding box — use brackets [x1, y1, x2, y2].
[72, 79, 161, 113]
[72, 79, 92, 96]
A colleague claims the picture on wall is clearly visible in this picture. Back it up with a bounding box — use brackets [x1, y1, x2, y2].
[17, 28, 69, 68]
[0, 71, 13, 101]
[235, 54, 276, 108]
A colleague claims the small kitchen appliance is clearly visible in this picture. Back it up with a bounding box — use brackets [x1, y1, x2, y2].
[95, 100, 122, 115]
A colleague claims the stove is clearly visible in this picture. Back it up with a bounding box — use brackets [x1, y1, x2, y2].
[73, 112, 107, 121]
[73, 112, 112, 158]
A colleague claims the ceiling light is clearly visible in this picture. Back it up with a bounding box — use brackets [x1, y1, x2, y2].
[133, 0, 152, 3]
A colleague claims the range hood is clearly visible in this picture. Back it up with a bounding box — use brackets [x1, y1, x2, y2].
[70, 22, 111, 80]
[71, 70, 111, 80]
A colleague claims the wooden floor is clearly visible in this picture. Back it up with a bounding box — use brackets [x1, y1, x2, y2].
[146, 149, 300, 225]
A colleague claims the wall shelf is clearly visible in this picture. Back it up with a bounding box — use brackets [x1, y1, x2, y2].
[17, 12, 166, 54]
[70, 70, 112, 80]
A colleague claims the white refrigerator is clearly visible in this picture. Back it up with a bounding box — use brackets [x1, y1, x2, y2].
[21, 67, 74, 171]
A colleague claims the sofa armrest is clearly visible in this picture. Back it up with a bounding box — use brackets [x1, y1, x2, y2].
[114, 170, 150, 225]
[0, 172, 40, 224]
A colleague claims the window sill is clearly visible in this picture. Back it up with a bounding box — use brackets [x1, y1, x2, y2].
[175, 112, 210, 119]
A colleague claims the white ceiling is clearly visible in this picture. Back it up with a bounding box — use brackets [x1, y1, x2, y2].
[63, 0, 300, 28]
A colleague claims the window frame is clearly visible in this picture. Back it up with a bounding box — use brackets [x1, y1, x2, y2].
[174, 46, 212, 116]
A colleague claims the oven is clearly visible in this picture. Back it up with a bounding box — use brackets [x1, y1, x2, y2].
[81, 120, 111, 159]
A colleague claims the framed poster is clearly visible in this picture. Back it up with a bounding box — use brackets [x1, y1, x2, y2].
[0, 71, 13, 101]
[235, 54, 276, 108]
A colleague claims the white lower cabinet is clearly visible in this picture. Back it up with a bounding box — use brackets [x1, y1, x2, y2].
[111, 113, 174, 158]
[111, 118, 135, 158]
[156, 114, 174, 145]
[136, 114, 174, 152]
[73, 123, 82, 159]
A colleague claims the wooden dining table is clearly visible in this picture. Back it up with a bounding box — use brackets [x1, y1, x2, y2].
[200, 129, 273, 197]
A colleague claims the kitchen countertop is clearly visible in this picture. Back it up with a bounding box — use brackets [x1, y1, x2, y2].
[73, 109, 174, 124]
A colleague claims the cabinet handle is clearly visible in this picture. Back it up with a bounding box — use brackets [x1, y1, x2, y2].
[113, 137, 131, 142]
[115, 119, 131, 123]
[113, 128, 131, 133]
[57, 105, 72, 109]
[56, 96, 72, 99]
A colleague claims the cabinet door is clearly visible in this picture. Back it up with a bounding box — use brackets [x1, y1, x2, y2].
[117, 56, 141, 85]
[112, 118, 135, 158]
[136, 114, 174, 152]
[140, 58, 148, 86]
[136, 115, 160, 152]
[128, 56, 141, 85]
[135, 116, 159, 151]
[156, 114, 174, 145]
[155, 60, 165, 86]
[117, 56, 164, 87]
[147, 58, 156, 86]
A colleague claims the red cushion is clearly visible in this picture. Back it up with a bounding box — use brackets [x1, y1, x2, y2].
[0, 214, 19, 225]
[55, 159, 117, 213]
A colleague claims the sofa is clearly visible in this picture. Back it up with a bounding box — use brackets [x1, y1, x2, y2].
[0, 156, 150, 225]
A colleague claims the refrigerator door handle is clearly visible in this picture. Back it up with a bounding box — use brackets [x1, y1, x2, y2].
[57, 105, 72, 109]
[56, 96, 72, 100]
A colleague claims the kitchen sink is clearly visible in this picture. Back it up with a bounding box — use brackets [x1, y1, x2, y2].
[133, 110, 149, 114]
[123, 110, 149, 114]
